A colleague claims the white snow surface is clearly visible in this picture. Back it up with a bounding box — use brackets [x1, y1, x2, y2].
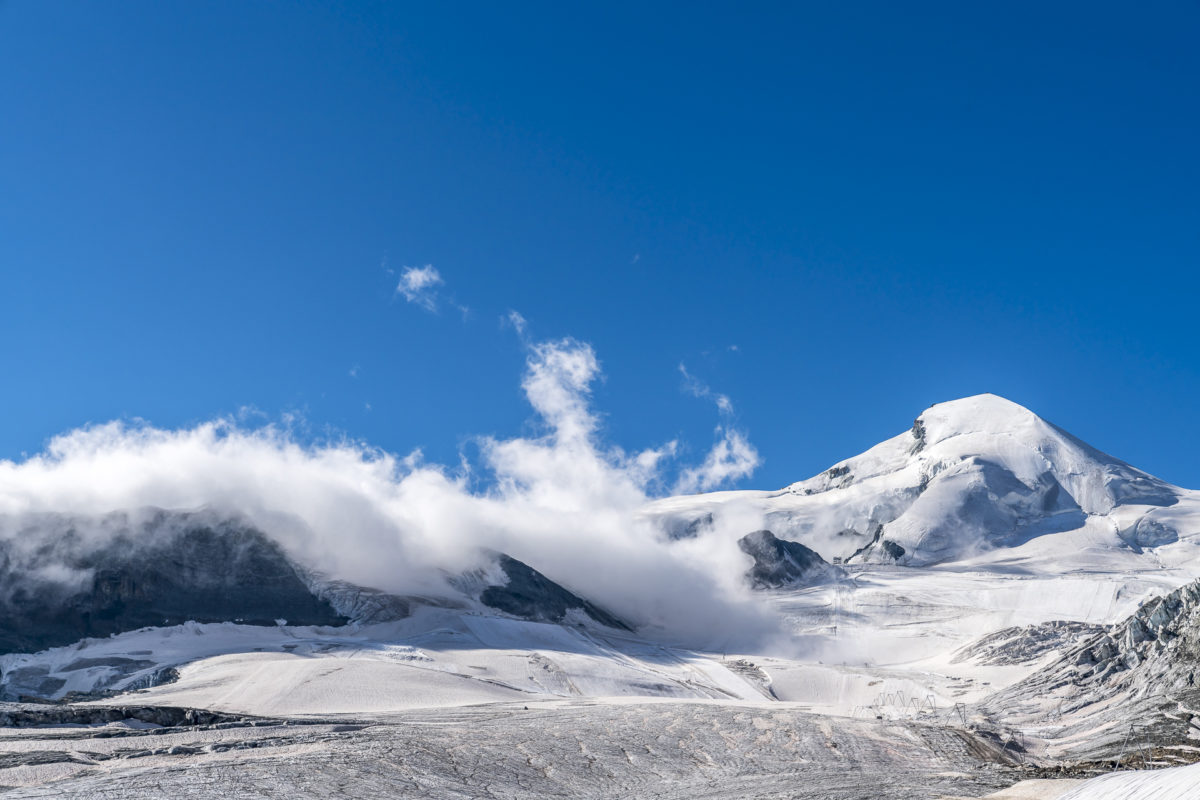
[1, 607, 770, 717]
[1057, 761, 1200, 799]
[648, 394, 1198, 568]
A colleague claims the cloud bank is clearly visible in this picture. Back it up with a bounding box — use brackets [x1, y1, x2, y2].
[0, 338, 777, 649]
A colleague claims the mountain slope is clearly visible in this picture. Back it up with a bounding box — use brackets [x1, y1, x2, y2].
[0, 510, 346, 654]
[980, 575, 1200, 762]
[453, 551, 631, 631]
[649, 394, 1197, 568]
[0, 510, 633, 664]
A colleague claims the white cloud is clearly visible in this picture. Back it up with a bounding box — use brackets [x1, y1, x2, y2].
[674, 364, 759, 492]
[396, 265, 444, 310]
[0, 337, 773, 649]
[678, 363, 734, 416]
[503, 309, 528, 337]
[674, 427, 761, 494]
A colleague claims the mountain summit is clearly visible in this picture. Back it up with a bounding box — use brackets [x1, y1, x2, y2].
[651, 394, 1195, 568]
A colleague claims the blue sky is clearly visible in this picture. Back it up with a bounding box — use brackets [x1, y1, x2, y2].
[2, 1, 1198, 490]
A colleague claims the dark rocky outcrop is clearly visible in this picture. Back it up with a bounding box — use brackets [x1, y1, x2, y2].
[313, 581, 420, 625]
[0, 702, 274, 729]
[909, 418, 927, 455]
[738, 530, 842, 590]
[474, 553, 631, 631]
[0, 511, 346, 655]
[844, 523, 886, 564]
[662, 513, 714, 541]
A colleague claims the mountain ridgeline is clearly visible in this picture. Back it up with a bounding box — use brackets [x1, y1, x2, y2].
[470, 553, 631, 631]
[0, 511, 631, 657]
[0, 511, 346, 655]
[649, 394, 1195, 569]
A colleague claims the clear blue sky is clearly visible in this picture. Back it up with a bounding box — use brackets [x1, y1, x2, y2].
[2, 1, 1198, 490]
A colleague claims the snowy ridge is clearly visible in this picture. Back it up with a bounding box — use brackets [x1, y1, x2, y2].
[649, 394, 1197, 568]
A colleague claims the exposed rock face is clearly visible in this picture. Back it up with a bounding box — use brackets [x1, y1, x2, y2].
[737, 530, 842, 590]
[662, 513, 714, 541]
[313, 581, 421, 625]
[0, 511, 346, 655]
[0, 703, 268, 729]
[908, 418, 927, 455]
[471, 553, 631, 631]
[0, 509, 636, 661]
[981, 578, 1200, 761]
[953, 620, 1103, 667]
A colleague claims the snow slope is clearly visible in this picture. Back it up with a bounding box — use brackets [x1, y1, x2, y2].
[648, 394, 1199, 568]
[0, 606, 769, 716]
[1058, 761, 1200, 799]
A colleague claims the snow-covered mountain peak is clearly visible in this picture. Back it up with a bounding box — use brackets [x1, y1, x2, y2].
[789, 393, 1177, 507]
[916, 393, 1044, 446]
[781, 394, 1056, 496]
[655, 394, 1194, 568]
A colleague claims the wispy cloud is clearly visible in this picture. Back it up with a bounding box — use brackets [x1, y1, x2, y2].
[674, 427, 760, 494]
[674, 363, 759, 492]
[503, 309, 528, 338]
[678, 363, 734, 416]
[396, 265, 444, 311]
